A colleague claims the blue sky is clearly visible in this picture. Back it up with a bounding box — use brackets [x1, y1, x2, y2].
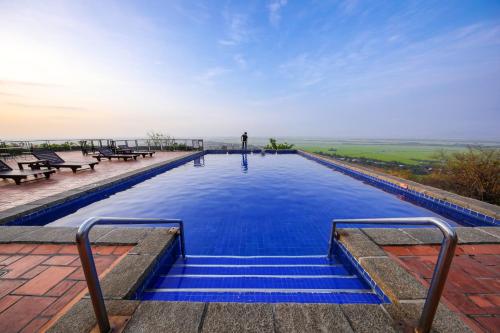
[0, 0, 499, 140]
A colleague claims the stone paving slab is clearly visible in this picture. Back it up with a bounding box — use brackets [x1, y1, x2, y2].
[274, 303, 354, 333]
[202, 303, 274, 333]
[401, 228, 443, 244]
[0, 226, 40, 242]
[369, 227, 500, 246]
[95, 228, 153, 245]
[362, 228, 421, 245]
[456, 227, 500, 244]
[383, 301, 473, 333]
[337, 228, 386, 257]
[340, 304, 396, 333]
[359, 257, 428, 300]
[47, 299, 139, 333]
[128, 229, 176, 255]
[13, 227, 80, 243]
[100, 254, 158, 299]
[124, 301, 205, 333]
[478, 227, 500, 239]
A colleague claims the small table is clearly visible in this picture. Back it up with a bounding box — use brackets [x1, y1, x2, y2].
[17, 160, 51, 170]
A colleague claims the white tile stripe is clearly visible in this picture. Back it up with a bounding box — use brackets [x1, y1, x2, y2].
[172, 264, 342, 268]
[185, 255, 327, 258]
[144, 288, 374, 294]
[163, 274, 357, 279]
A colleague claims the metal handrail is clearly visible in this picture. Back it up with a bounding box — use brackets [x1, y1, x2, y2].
[328, 217, 457, 333]
[76, 217, 186, 333]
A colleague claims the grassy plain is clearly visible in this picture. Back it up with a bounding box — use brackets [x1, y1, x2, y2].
[299, 144, 465, 165]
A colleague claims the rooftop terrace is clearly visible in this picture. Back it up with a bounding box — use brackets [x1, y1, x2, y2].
[0, 151, 191, 218]
[0, 149, 498, 332]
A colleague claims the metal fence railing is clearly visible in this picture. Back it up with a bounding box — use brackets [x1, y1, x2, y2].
[329, 217, 457, 333]
[76, 217, 185, 333]
[0, 138, 204, 156]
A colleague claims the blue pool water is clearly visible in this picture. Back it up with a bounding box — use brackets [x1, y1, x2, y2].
[47, 153, 457, 256]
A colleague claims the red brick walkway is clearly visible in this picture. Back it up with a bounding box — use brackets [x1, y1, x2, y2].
[384, 244, 500, 332]
[0, 151, 191, 212]
[0, 243, 132, 333]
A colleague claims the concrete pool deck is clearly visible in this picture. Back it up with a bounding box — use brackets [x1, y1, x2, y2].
[299, 150, 500, 221]
[0, 149, 498, 331]
[0, 151, 196, 225]
[0, 242, 132, 332]
[1, 225, 498, 332]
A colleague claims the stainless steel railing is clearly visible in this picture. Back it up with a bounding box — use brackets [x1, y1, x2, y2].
[328, 217, 457, 333]
[76, 217, 186, 333]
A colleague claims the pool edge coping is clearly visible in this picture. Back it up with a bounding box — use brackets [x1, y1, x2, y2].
[337, 226, 500, 332]
[0, 225, 491, 332]
[299, 150, 500, 222]
[0, 225, 177, 332]
[0, 151, 203, 226]
[2, 149, 497, 228]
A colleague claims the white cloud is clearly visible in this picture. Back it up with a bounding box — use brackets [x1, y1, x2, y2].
[268, 0, 287, 26]
[233, 54, 247, 69]
[278, 22, 500, 93]
[218, 13, 251, 46]
[194, 67, 230, 86]
[339, 0, 358, 15]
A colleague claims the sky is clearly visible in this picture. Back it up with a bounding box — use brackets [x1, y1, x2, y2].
[0, 0, 499, 140]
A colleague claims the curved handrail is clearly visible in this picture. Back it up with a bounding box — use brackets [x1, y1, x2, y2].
[328, 217, 457, 333]
[76, 217, 186, 333]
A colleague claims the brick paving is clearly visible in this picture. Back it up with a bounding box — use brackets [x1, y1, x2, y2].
[0, 151, 191, 212]
[0, 243, 132, 333]
[384, 244, 500, 333]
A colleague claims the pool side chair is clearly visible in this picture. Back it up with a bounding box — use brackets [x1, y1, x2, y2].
[133, 150, 156, 157]
[117, 145, 156, 158]
[92, 147, 139, 161]
[0, 160, 55, 185]
[32, 150, 98, 173]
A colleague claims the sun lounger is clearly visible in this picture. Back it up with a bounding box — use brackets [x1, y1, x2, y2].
[134, 150, 155, 157]
[0, 160, 55, 185]
[116, 146, 155, 157]
[92, 147, 139, 161]
[32, 150, 98, 173]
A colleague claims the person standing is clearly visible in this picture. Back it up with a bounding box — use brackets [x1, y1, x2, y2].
[241, 132, 248, 150]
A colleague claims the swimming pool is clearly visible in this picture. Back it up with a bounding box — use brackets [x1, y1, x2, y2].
[47, 153, 464, 256]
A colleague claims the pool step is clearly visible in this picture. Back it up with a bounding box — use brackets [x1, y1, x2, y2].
[142, 256, 382, 304]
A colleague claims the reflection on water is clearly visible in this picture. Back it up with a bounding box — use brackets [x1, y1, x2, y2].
[194, 155, 205, 167]
[47, 154, 458, 255]
[241, 153, 248, 173]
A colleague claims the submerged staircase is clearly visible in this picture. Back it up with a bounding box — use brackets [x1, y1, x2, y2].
[141, 255, 383, 303]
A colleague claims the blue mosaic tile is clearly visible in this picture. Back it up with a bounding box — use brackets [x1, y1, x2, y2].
[298, 151, 498, 227]
[140, 291, 382, 304]
[137, 252, 388, 304]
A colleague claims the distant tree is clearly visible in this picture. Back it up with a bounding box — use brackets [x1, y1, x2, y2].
[265, 138, 294, 150]
[147, 131, 171, 148]
[427, 147, 499, 204]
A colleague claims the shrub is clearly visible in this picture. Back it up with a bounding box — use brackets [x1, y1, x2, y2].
[265, 138, 294, 150]
[425, 147, 500, 204]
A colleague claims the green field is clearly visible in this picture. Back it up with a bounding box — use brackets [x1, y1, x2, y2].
[300, 144, 464, 165]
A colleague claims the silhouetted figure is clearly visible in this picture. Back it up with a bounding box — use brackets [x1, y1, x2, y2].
[241, 132, 248, 150]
